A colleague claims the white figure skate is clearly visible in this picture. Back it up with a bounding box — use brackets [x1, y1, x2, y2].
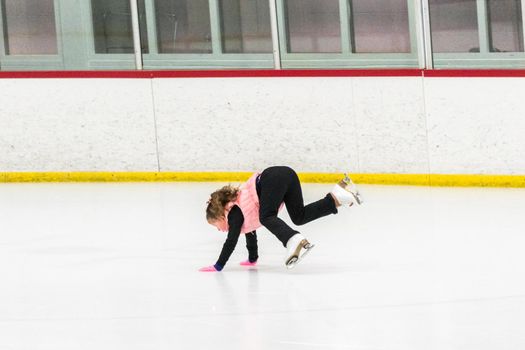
[285, 234, 315, 269]
[331, 173, 363, 206]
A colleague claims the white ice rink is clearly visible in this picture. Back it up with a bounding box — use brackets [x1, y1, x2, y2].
[1, 182, 524, 350]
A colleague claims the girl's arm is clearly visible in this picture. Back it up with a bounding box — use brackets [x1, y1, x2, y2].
[212, 205, 244, 271]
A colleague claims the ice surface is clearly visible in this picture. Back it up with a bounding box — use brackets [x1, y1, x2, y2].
[0, 182, 524, 350]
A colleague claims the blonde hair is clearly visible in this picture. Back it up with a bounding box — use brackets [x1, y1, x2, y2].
[206, 185, 240, 222]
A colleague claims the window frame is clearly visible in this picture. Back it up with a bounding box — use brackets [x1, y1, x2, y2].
[141, 0, 275, 69]
[431, 0, 525, 68]
[0, 0, 139, 70]
[78, 0, 137, 70]
[0, 0, 64, 70]
[277, 0, 420, 69]
[1, 0, 525, 71]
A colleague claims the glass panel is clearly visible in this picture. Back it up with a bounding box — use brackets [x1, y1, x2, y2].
[155, 0, 212, 54]
[350, 0, 410, 53]
[91, 0, 148, 54]
[285, 0, 341, 53]
[219, 0, 272, 53]
[1, 0, 57, 55]
[429, 0, 479, 53]
[487, 0, 524, 52]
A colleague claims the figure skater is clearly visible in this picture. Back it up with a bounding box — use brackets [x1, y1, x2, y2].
[199, 166, 362, 271]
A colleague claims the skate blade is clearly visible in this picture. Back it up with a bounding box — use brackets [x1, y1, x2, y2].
[341, 173, 357, 190]
[342, 173, 353, 186]
[286, 242, 315, 269]
[343, 173, 363, 205]
[286, 256, 299, 269]
[354, 192, 363, 205]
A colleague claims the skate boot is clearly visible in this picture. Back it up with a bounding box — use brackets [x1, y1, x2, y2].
[331, 173, 363, 206]
[285, 233, 315, 269]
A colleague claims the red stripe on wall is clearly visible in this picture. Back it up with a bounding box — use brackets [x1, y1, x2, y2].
[151, 69, 423, 78]
[0, 71, 153, 79]
[0, 69, 421, 79]
[423, 69, 525, 78]
[1, 69, 525, 79]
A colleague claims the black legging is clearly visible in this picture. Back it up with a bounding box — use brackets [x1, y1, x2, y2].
[257, 166, 338, 247]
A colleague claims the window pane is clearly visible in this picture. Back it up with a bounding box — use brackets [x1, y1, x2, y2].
[488, 0, 524, 52]
[285, 0, 341, 53]
[91, 0, 148, 54]
[219, 0, 272, 53]
[155, 0, 212, 54]
[429, 0, 479, 53]
[1, 0, 57, 55]
[350, 0, 410, 53]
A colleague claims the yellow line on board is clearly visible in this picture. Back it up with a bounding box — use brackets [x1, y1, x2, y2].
[0, 172, 254, 183]
[1, 172, 524, 187]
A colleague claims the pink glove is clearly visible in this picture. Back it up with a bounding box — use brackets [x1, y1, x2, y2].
[199, 265, 219, 272]
[240, 260, 257, 266]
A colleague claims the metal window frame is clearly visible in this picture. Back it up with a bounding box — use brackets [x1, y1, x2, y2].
[415, 0, 433, 69]
[431, 0, 525, 68]
[0, 0, 64, 70]
[1, 0, 525, 71]
[522, 0, 525, 51]
[140, 0, 274, 70]
[269, 0, 281, 69]
[80, 0, 139, 70]
[0, 0, 141, 71]
[130, 0, 143, 69]
[276, 0, 419, 69]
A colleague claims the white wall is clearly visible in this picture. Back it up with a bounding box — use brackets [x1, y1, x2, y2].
[1, 76, 524, 175]
[425, 78, 525, 175]
[0, 79, 158, 171]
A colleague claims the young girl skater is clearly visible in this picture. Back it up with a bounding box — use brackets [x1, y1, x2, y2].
[199, 166, 362, 272]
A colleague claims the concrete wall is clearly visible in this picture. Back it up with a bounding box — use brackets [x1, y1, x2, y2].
[1, 75, 524, 175]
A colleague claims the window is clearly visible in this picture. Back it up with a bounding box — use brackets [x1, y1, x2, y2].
[155, 0, 212, 54]
[284, 0, 341, 53]
[279, 0, 417, 68]
[487, 0, 524, 52]
[350, 0, 410, 53]
[143, 0, 273, 69]
[1, 0, 57, 55]
[429, 0, 480, 53]
[91, 0, 148, 54]
[2, 0, 524, 71]
[219, 0, 272, 53]
[428, 0, 525, 67]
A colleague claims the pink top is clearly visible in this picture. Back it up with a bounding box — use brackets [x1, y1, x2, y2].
[218, 172, 283, 234]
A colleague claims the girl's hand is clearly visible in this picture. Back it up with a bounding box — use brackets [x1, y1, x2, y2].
[240, 259, 257, 266]
[199, 265, 219, 272]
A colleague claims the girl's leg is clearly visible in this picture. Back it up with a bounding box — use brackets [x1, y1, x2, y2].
[258, 166, 337, 247]
[283, 172, 338, 226]
[258, 167, 298, 246]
